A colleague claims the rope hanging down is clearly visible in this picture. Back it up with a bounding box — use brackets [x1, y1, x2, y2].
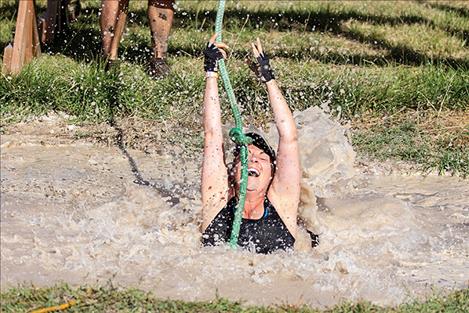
[214, 0, 251, 248]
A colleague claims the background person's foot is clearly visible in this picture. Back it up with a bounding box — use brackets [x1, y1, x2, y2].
[104, 59, 121, 72]
[147, 58, 170, 78]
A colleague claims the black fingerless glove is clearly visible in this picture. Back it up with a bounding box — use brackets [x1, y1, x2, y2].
[257, 53, 275, 83]
[203, 42, 223, 72]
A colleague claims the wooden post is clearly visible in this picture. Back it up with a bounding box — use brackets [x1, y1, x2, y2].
[2, 0, 41, 75]
[2, 44, 13, 74]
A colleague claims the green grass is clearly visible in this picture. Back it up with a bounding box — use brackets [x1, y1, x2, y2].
[1, 0, 468, 176]
[2, 0, 468, 65]
[1, 285, 468, 312]
[353, 119, 469, 177]
[2, 56, 467, 122]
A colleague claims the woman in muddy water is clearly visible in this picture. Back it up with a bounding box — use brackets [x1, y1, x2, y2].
[201, 34, 312, 254]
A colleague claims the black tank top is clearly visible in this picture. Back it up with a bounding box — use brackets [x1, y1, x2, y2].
[202, 197, 295, 254]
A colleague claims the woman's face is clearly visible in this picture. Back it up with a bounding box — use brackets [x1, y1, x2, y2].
[233, 144, 273, 194]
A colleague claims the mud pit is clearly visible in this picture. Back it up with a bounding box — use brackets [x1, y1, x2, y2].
[1, 110, 468, 308]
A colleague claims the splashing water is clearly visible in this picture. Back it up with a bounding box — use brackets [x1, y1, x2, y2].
[1, 111, 467, 308]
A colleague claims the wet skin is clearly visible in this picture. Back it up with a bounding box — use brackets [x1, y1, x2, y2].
[232, 145, 274, 219]
[233, 145, 273, 193]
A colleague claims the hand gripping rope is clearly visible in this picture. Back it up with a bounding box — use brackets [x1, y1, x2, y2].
[214, 0, 251, 248]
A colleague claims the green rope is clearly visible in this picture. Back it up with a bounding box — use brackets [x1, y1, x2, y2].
[215, 0, 251, 248]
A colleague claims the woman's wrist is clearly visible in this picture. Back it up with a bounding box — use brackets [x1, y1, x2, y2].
[205, 71, 219, 79]
[265, 79, 277, 91]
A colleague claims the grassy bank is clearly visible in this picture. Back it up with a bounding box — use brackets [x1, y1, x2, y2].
[1, 0, 468, 175]
[1, 285, 468, 312]
[353, 113, 469, 177]
[2, 56, 468, 121]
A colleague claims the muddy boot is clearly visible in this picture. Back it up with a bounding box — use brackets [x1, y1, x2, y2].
[105, 59, 121, 72]
[147, 58, 170, 78]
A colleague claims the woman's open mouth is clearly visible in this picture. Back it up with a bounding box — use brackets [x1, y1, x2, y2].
[248, 168, 260, 177]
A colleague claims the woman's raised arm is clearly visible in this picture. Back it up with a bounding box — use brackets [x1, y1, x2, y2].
[251, 38, 300, 234]
[201, 35, 231, 231]
[266, 79, 300, 196]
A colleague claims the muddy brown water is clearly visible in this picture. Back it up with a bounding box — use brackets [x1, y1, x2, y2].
[1, 112, 468, 308]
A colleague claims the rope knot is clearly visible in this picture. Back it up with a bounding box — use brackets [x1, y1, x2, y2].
[229, 127, 252, 145]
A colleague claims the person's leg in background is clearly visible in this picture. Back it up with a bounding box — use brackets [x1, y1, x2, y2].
[147, 0, 175, 77]
[40, 0, 70, 46]
[100, 0, 129, 61]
